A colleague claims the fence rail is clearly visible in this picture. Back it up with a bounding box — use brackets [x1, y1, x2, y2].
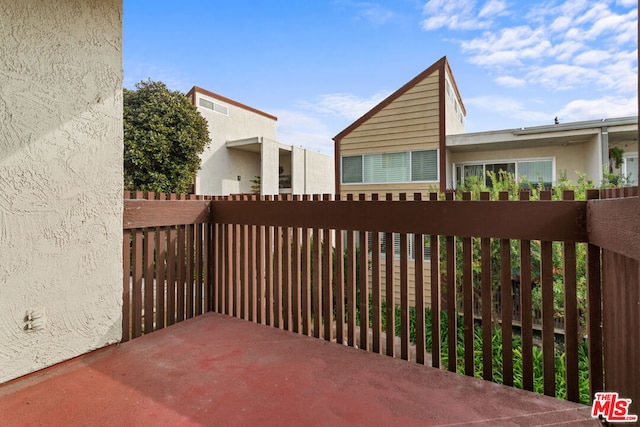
[122, 187, 640, 411]
[122, 191, 213, 341]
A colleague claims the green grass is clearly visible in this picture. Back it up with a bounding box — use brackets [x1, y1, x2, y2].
[371, 300, 591, 405]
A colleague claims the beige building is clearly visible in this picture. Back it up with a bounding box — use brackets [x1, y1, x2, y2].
[334, 56, 465, 197]
[333, 57, 465, 307]
[187, 86, 334, 197]
[1, 1, 123, 383]
[333, 56, 638, 308]
[448, 116, 638, 189]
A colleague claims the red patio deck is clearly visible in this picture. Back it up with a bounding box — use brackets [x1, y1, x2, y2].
[0, 313, 598, 426]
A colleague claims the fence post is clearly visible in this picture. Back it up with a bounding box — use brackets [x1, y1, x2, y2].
[585, 189, 604, 402]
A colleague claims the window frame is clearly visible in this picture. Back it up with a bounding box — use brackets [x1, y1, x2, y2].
[198, 97, 229, 116]
[452, 157, 556, 189]
[340, 149, 440, 185]
[622, 152, 638, 185]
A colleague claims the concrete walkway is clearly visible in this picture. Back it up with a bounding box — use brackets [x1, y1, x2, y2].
[0, 313, 598, 426]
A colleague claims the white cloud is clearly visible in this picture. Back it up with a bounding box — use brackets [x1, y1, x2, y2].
[272, 110, 336, 155]
[422, 0, 493, 30]
[478, 0, 507, 18]
[355, 3, 395, 26]
[464, 95, 551, 123]
[451, 0, 637, 98]
[525, 64, 601, 90]
[495, 76, 526, 87]
[300, 91, 390, 121]
[557, 95, 638, 121]
[572, 49, 611, 66]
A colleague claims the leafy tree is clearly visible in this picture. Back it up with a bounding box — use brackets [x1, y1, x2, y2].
[124, 80, 209, 193]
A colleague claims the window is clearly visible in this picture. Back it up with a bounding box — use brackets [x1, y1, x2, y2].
[199, 97, 228, 115]
[411, 150, 438, 181]
[623, 153, 638, 185]
[364, 152, 409, 183]
[341, 150, 438, 184]
[342, 156, 363, 183]
[518, 160, 553, 187]
[373, 232, 431, 261]
[455, 159, 553, 188]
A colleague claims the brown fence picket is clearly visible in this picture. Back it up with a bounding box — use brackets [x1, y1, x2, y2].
[334, 215, 344, 344]
[358, 194, 369, 352]
[586, 189, 604, 397]
[499, 191, 513, 386]
[479, 191, 492, 381]
[274, 210, 283, 328]
[346, 199, 357, 347]
[323, 194, 333, 341]
[144, 225, 155, 333]
[540, 190, 555, 397]
[371, 195, 382, 355]
[385, 193, 395, 358]
[429, 192, 441, 369]
[519, 191, 533, 391]
[414, 193, 426, 365]
[301, 208, 311, 335]
[122, 230, 131, 342]
[461, 192, 474, 376]
[563, 190, 579, 402]
[312, 195, 322, 338]
[399, 193, 409, 361]
[444, 191, 456, 373]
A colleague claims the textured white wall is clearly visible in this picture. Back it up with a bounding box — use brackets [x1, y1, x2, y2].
[0, 1, 123, 383]
[195, 92, 277, 195]
[304, 150, 335, 195]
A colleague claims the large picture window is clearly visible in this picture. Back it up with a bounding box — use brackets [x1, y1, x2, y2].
[455, 158, 553, 188]
[341, 150, 438, 184]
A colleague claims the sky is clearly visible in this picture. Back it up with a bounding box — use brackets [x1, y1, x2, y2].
[123, 0, 638, 155]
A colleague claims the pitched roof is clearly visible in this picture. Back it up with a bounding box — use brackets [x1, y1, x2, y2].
[186, 86, 278, 121]
[333, 56, 463, 141]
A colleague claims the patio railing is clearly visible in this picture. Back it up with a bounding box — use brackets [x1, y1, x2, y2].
[122, 187, 639, 413]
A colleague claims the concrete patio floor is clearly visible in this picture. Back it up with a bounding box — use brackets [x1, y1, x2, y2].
[0, 313, 599, 426]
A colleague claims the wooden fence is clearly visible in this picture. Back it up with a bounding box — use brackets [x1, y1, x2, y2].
[122, 188, 640, 412]
[122, 191, 212, 341]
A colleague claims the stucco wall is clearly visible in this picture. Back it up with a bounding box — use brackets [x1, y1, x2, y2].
[303, 150, 335, 195]
[0, 1, 123, 383]
[195, 92, 277, 195]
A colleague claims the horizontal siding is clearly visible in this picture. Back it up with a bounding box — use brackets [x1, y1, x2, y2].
[367, 258, 434, 308]
[341, 140, 440, 154]
[341, 141, 438, 155]
[340, 71, 441, 157]
[343, 112, 439, 134]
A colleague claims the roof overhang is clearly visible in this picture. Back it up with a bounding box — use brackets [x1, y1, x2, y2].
[447, 117, 638, 152]
[226, 137, 293, 153]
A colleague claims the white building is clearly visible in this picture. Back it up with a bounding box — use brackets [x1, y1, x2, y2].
[187, 86, 334, 196]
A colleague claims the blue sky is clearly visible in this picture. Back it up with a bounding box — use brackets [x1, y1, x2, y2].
[124, 0, 638, 155]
